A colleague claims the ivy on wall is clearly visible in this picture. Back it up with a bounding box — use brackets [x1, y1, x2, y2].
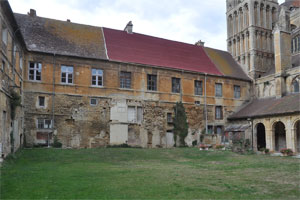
[173, 102, 188, 147]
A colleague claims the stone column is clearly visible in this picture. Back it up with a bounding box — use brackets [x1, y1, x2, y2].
[265, 119, 274, 151]
[240, 35, 244, 55]
[286, 118, 296, 152]
[249, 1, 255, 26]
[238, 12, 241, 33]
[269, 8, 273, 29]
[237, 37, 240, 57]
[257, 4, 261, 27]
[261, 32, 265, 51]
[233, 13, 236, 35]
[263, 6, 267, 28]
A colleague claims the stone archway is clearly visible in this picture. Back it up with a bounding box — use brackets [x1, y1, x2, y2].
[256, 123, 266, 150]
[295, 120, 300, 153]
[273, 121, 286, 151]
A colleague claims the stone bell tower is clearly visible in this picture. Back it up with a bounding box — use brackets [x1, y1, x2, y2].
[226, 0, 279, 78]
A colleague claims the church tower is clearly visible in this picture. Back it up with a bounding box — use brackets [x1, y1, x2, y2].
[226, 0, 279, 78]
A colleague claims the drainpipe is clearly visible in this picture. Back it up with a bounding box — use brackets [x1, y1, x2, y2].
[204, 73, 208, 135]
[50, 53, 56, 148]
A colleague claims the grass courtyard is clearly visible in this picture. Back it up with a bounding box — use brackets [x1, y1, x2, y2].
[1, 148, 300, 199]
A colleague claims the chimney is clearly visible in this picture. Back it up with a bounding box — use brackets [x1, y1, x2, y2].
[195, 40, 205, 47]
[124, 21, 133, 34]
[28, 9, 36, 17]
[67, 19, 71, 22]
[273, 7, 291, 98]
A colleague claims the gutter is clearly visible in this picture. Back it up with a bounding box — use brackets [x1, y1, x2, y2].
[204, 73, 208, 135]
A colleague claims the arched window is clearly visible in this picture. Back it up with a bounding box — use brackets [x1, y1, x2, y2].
[292, 78, 300, 93]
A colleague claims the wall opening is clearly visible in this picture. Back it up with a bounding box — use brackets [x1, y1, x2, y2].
[273, 121, 286, 151]
[256, 123, 266, 150]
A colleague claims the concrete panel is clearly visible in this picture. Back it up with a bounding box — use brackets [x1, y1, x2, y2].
[110, 124, 128, 145]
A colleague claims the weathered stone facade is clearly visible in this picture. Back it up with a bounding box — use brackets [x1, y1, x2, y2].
[0, 1, 25, 159]
[22, 52, 251, 148]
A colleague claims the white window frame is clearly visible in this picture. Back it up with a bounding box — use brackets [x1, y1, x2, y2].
[91, 69, 103, 87]
[234, 85, 241, 99]
[28, 62, 42, 81]
[215, 83, 223, 97]
[2, 25, 8, 45]
[127, 106, 143, 124]
[37, 119, 52, 129]
[90, 98, 97, 106]
[61, 65, 73, 84]
[38, 96, 45, 107]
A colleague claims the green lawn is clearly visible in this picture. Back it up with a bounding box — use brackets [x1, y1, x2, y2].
[1, 148, 299, 199]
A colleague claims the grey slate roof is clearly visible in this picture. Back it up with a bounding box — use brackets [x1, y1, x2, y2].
[228, 93, 300, 120]
[14, 13, 107, 60]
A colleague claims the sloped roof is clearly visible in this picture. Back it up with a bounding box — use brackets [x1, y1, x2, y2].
[14, 13, 107, 60]
[228, 93, 300, 120]
[103, 27, 223, 76]
[204, 47, 250, 81]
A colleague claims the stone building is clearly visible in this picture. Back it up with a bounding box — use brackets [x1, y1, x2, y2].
[14, 13, 251, 149]
[0, 1, 25, 158]
[0, 0, 299, 158]
[227, 0, 300, 153]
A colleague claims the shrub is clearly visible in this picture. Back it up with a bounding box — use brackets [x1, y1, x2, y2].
[215, 144, 225, 149]
[264, 148, 270, 154]
[52, 135, 62, 148]
[280, 148, 293, 155]
[173, 102, 188, 147]
[192, 140, 197, 146]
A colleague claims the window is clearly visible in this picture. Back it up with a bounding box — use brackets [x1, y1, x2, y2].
[61, 65, 73, 84]
[1, 60, 5, 71]
[13, 44, 17, 58]
[293, 79, 299, 93]
[172, 77, 181, 93]
[215, 106, 223, 120]
[37, 119, 52, 129]
[215, 126, 223, 134]
[207, 125, 213, 134]
[234, 85, 241, 98]
[194, 80, 203, 95]
[127, 106, 143, 123]
[215, 83, 223, 97]
[120, 71, 131, 89]
[29, 62, 42, 81]
[2, 25, 8, 45]
[147, 74, 157, 91]
[90, 98, 97, 106]
[38, 96, 45, 107]
[195, 101, 200, 105]
[92, 69, 103, 87]
[167, 113, 173, 123]
[19, 57, 23, 70]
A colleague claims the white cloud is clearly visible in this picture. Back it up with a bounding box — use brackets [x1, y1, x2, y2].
[8, 0, 286, 51]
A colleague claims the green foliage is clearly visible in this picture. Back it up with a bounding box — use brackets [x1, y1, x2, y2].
[52, 135, 62, 148]
[9, 89, 21, 120]
[173, 102, 189, 147]
[10, 131, 14, 153]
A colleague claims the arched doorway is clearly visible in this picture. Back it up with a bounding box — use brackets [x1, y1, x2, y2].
[274, 121, 286, 151]
[295, 120, 300, 152]
[256, 123, 266, 150]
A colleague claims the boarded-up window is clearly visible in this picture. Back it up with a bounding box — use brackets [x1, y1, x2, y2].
[128, 106, 143, 123]
[127, 106, 136, 123]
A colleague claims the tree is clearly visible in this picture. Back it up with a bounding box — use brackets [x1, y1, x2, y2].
[173, 102, 188, 146]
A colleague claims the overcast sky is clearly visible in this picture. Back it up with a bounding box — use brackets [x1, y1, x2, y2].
[9, 0, 285, 51]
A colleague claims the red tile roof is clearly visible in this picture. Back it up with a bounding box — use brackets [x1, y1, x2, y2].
[103, 28, 223, 76]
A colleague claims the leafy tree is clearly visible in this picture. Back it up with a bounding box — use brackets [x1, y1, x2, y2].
[173, 102, 188, 146]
